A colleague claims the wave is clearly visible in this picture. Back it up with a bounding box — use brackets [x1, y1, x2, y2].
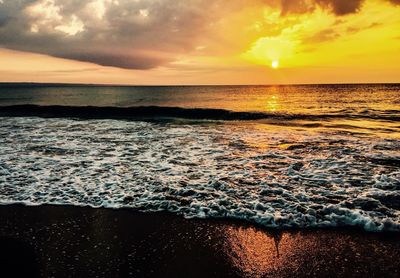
[0, 105, 399, 121]
[0, 117, 399, 232]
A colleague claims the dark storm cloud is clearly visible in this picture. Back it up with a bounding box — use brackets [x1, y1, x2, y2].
[62, 51, 169, 70]
[0, 0, 231, 69]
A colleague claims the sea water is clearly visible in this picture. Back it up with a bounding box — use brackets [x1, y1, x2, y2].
[0, 84, 399, 231]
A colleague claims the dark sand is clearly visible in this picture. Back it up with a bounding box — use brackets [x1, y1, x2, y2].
[0, 205, 399, 278]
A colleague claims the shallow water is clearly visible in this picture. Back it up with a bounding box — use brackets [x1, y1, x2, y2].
[0, 84, 399, 231]
[0, 117, 399, 231]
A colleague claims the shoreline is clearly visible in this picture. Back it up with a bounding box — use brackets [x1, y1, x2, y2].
[1, 204, 399, 277]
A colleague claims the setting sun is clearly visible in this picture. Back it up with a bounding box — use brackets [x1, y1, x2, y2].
[272, 60, 279, 69]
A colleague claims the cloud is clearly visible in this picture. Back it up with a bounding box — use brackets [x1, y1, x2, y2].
[316, 0, 365, 15]
[303, 29, 340, 43]
[0, 0, 235, 69]
[60, 50, 170, 70]
[280, 0, 314, 15]
[0, 0, 398, 70]
[280, 0, 366, 15]
[281, 0, 400, 15]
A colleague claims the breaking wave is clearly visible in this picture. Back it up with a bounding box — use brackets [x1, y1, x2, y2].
[0, 105, 399, 122]
[0, 117, 399, 232]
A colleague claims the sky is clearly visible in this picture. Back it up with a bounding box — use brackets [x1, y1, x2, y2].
[0, 0, 399, 85]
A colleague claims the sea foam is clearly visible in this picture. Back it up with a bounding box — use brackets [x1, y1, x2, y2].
[0, 117, 399, 232]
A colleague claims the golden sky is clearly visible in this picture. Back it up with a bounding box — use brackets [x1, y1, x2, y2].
[0, 0, 399, 85]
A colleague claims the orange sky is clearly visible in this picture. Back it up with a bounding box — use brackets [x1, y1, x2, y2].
[0, 0, 399, 85]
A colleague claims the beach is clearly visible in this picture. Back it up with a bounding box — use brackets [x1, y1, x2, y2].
[1, 204, 399, 278]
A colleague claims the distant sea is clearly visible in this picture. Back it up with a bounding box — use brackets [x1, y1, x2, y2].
[0, 83, 399, 231]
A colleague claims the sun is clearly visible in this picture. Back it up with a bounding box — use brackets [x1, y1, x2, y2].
[271, 60, 279, 69]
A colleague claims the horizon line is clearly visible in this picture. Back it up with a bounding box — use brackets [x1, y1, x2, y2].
[0, 81, 399, 87]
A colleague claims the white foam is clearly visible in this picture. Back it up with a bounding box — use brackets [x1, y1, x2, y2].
[0, 117, 399, 231]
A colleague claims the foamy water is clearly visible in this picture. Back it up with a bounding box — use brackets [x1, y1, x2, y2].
[1, 117, 399, 231]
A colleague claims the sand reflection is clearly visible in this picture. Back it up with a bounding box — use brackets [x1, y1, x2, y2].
[221, 226, 319, 277]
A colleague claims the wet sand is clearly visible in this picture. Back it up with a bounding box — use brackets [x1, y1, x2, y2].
[0, 205, 399, 278]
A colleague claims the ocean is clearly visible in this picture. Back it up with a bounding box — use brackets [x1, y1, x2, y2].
[0, 83, 399, 231]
